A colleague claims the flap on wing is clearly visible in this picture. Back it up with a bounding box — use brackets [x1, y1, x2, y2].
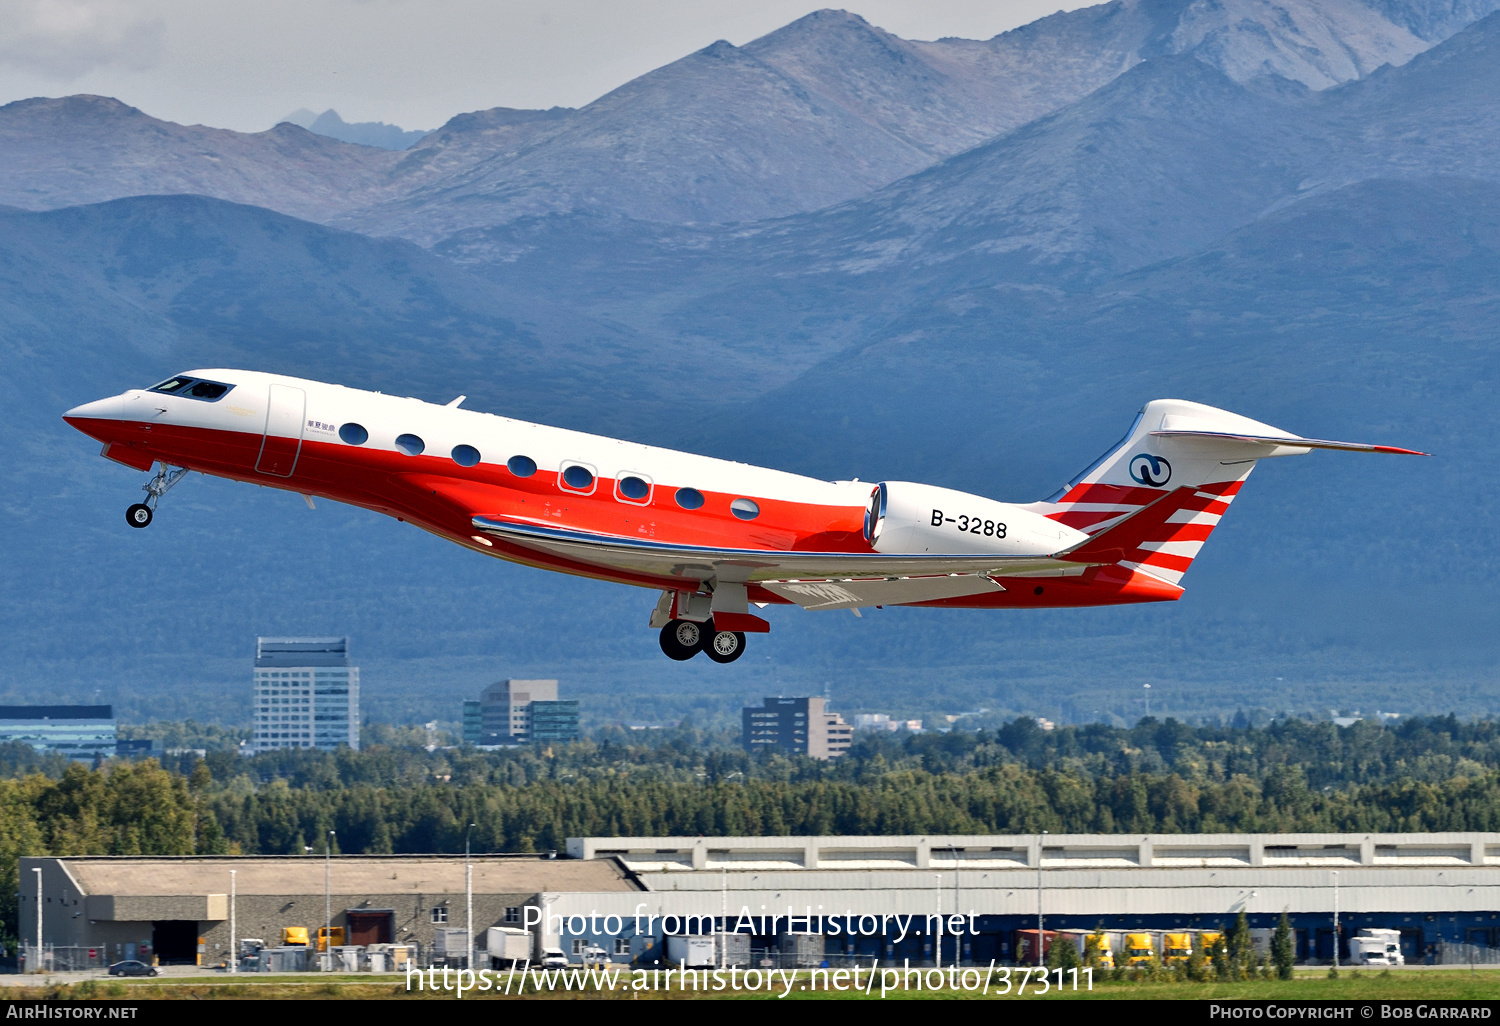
[762, 575, 1002, 610]
[471, 516, 1080, 584]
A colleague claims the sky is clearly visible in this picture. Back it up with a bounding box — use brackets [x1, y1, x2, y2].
[0, 0, 1099, 133]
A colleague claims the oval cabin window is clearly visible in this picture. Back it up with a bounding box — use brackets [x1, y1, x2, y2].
[395, 433, 425, 456]
[561, 465, 595, 490]
[731, 498, 761, 520]
[675, 487, 705, 510]
[507, 455, 537, 478]
[451, 444, 481, 467]
[338, 423, 368, 446]
[618, 475, 651, 501]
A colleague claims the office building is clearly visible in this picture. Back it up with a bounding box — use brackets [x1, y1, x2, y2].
[462, 700, 483, 744]
[530, 700, 581, 743]
[252, 637, 359, 753]
[742, 697, 852, 760]
[471, 679, 578, 744]
[0, 706, 115, 761]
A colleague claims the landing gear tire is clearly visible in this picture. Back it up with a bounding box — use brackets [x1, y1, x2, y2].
[126, 503, 153, 528]
[659, 619, 704, 661]
[702, 626, 746, 664]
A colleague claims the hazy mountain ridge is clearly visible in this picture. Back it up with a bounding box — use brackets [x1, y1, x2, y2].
[0, 95, 397, 220]
[2, 3, 1498, 722]
[5, 1, 1498, 242]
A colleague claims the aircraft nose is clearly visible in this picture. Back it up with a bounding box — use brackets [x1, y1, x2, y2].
[63, 394, 130, 421]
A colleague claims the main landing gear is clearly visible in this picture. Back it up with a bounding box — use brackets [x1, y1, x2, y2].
[658, 619, 746, 664]
[125, 463, 189, 529]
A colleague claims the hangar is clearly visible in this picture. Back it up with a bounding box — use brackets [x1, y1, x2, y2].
[21, 832, 1500, 968]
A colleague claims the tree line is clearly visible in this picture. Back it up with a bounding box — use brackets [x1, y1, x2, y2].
[7, 713, 1500, 946]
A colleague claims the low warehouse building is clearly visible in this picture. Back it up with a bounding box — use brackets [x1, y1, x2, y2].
[18, 854, 637, 967]
[21, 832, 1500, 969]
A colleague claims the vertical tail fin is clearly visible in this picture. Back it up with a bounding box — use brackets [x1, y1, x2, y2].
[1034, 399, 1425, 586]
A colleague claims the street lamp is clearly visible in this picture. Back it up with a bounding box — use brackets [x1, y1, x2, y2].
[1037, 830, 1048, 968]
[229, 869, 237, 974]
[933, 872, 942, 969]
[466, 822, 476, 972]
[325, 829, 335, 971]
[33, 866, 42, 971]
[1332, 870, 1340, 971]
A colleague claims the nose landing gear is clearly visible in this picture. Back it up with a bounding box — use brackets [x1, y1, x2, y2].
[657, 619, 747, 663]
[125, 463, 189, 529]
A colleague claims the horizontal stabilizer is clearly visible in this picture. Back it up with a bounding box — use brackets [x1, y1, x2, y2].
[1149, 429, 1428, 456]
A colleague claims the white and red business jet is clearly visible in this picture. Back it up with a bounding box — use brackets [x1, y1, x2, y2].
[64, 370, 1424, 663]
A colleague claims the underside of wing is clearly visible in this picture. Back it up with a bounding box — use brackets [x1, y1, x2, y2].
[470, 516, 1083, 605]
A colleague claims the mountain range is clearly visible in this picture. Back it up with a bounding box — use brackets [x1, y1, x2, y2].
[1, 1, 1497, 726]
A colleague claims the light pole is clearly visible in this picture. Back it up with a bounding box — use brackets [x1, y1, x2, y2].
[1036, 830, 1048, 968]
[229, 869, 237, 974]
[933, 872, 942, 969]
[325, 829, 335, 971]
[465, 822, 476, 971]
[33, 866, 42, 972]
[720, 867, 728, 972]
[952, 845, 962, 966]
[1332, 870, 1340, 971]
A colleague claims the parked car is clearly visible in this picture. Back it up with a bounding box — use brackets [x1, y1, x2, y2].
[540, 947, 569, 968]
[108, 960, 161, 977]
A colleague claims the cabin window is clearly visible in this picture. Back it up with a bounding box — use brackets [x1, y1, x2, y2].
[617, 475, 651, 502]
[560, 464, 595, 492]
[730, 498, 760, 521]
[674, 487, 705, 510]
[451, 444, 481, 467]
[395, 433, 425, 456]
[507, 455, 537, 478]
[339, 423, 368, 445]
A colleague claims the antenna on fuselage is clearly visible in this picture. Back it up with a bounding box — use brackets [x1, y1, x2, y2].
[446, 395, 467, 408]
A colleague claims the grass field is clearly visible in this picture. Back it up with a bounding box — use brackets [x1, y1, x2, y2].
[4, 967, 1500, 1000]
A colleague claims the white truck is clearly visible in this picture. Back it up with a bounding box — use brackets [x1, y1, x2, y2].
[666, 935, 716, 968]
[1352, 928, 1404, 966]
[486, 927, 532, 969]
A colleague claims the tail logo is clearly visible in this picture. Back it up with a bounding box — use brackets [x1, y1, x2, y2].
[1129, 453, 1172, 487]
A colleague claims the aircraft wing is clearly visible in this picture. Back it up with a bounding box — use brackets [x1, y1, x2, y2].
[470, 516, 1082, 607]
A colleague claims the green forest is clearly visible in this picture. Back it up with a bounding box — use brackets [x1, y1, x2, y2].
[7, 714, 1500, 944]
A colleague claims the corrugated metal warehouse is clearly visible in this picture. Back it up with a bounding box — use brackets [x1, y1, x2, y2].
[22, 832, 1500, 968]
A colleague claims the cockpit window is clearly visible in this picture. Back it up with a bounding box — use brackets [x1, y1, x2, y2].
[184, 381, 229, 400]
[147, 376, 234, 402]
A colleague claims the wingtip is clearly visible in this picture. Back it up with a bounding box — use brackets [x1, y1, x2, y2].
[1373, 445, 1431, 456]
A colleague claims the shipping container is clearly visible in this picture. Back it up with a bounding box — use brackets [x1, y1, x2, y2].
[1014, 929, 1057, 965]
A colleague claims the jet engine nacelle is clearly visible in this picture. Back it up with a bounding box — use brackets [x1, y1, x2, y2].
[864, 482, 1089, 555]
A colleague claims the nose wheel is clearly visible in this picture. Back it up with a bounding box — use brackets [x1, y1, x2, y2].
[125, 463, 189, 528]
[658, 619, 747, 663]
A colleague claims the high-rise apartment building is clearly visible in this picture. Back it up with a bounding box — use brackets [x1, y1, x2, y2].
[252, 637, 359, 752]
[468, 679, 578, 744]
[0, 706, 116, 761]
[742, 697, 852, 760]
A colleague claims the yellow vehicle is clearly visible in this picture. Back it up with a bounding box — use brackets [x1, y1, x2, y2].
[281, 926, 310, 947]
[1124, 933, 1155, 965]
[1085, 932, 1115, 970]
[316, 926, 346, 952]
[1199, 930, 1224, 955]
[1057, 929, 1114, 969]
[1163, 932, 1193, 964]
